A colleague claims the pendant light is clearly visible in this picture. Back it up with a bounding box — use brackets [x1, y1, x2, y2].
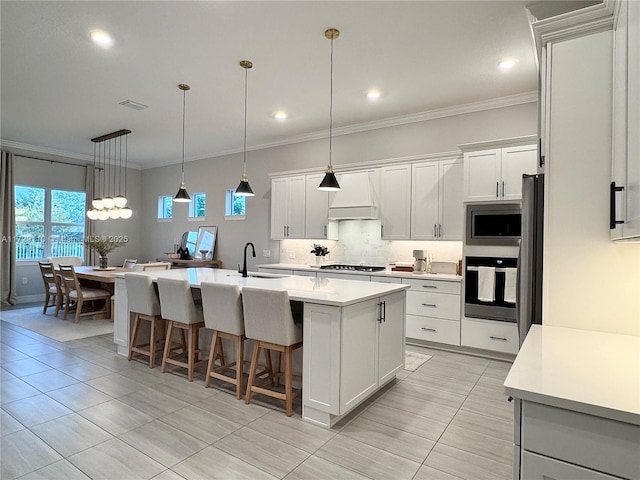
[318, 28, 341, 192]
[87, 142, 100, 219]
[113, 135, 128, 208]
[235, 60, 255, 197]
[119, 134, 133, 219]
[174, 83, 192, 203]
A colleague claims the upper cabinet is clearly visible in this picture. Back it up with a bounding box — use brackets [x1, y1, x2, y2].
[611, 0, 640, 241]
[461, 138, 538, 202]
[411, 158, 463, 240]
[379, 164, 412, 240]
[270, 175, 306, 239]
[305, 174, 338, 240]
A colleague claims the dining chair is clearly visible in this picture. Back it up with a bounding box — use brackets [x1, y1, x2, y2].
[201, 282, 246, 399]
[134, 262, 171, 271]
[157, 277, 205, 381]
[38, 261, 60, 315]
[125, 273, 165, 367]
[58, 265, 111, 323]
[242, 287, 303, 416]
[48, 256, 83, 268]
[123, 259, 138, 269]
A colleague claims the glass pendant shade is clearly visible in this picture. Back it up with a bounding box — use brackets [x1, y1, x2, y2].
[108, 208, 120, 219]
[87, 209, 99, 220]
[318, 169, 341, 191]
[92, 198, 104, 210]
[102, 196, 115, 209]
[97, 209, 109, 221]
[119, 206, 133, 219]
[113, 195, 127, 208]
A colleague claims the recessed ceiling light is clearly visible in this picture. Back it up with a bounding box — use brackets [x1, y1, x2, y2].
[90, 30, 113, 48]
[498, 59, 517, 70]
[367, 90, 381, 99]
[274, 111, 287, 120]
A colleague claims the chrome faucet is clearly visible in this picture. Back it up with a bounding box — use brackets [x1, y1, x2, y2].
[239, 242, 256, 278]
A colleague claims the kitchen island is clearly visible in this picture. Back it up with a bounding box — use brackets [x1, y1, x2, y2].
[113, 268, 409, 428]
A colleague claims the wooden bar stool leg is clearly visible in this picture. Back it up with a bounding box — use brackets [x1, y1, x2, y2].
[187, 325, 195, 382]
[264, 347, 274, 385]
[129, 314, 141, 361]
[235, 335, 244, 399]
[161, 321, 174, 373]
[205, 331, 219, 388]
[245, 342, 261, 404]
[285, 346, 293, 416]
[148, 317, 156, 368]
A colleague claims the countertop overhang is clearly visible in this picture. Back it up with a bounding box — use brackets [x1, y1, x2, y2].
[115, 268, 408, 307]
[504, 325, 640, 425]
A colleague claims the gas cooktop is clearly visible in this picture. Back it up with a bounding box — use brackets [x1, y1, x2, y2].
[320, 264, 387, 272]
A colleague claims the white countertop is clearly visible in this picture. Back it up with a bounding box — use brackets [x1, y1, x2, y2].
[504, 325, 640, 425]
[116, 268, 408, 307]
[258, 263, 461, 282]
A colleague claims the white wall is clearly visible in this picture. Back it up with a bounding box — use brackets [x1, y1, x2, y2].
[140, 102, 538, 271]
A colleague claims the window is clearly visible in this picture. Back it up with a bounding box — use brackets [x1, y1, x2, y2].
[189, 192, 206, 219]
[157, 195, 173, 220]
[225, 189, 246, 219]
[14, 185, 86, 260]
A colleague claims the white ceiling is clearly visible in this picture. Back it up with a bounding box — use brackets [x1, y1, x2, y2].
[1, 1, 542, 169]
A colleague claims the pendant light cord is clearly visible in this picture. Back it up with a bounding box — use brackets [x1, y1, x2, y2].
[328, 34, 334, 170]
[243, 65, 248, 177]
[124, 135, 128, 197]
[181, 87, 186, 183]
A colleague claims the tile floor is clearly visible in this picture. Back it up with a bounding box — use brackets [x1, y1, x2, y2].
[1, 319, 514, 480]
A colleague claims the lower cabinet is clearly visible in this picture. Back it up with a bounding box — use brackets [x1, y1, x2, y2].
[403, 278, 461, 346]
[461, 317, 518, 354]
[515, 401, 640, 480]
[303, 291, 406, 421]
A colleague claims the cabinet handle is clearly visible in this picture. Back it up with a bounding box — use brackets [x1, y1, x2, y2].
[323, 224, 327, 238]
[377, 302, 383, 323]
[421, 303, 437, 308]
[502, 181, 505, 197]
[438, 223, 442, 238]
[381, 224, 384, 237]
[287, 225, 290, 237]
[421, 327, 437, 332]
[421, 285, 437, 289]
[496, 181, 499, 198]
[610, 181, 625, 229]
[433, 224, 437, 237]
[489, 336, 508, 342]
[382, 300, 386, 323]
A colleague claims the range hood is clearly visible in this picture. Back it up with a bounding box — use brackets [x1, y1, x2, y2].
[328, 170, 379, 220]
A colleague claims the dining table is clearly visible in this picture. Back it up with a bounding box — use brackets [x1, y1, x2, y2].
[71, 266, 131, 320]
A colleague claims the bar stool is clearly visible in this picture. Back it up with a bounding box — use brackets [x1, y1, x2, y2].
[242, 287, 303, 416]
[201, 282, 246, 399]
[125, 273, 165, 368]
[157, 277, 205, 381]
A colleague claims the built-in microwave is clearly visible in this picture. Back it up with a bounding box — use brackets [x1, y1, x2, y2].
[465, 203, 521, 246]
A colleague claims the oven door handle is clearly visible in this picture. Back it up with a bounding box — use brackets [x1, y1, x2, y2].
[466, 266, 509, 273]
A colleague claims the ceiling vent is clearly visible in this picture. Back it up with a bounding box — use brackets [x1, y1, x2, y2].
[119, 100, 148, 111]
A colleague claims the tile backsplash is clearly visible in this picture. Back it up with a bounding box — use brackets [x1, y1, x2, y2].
[279, 220, 462, 267]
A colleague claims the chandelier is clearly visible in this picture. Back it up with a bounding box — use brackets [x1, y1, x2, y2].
[86, 129, 133, 220]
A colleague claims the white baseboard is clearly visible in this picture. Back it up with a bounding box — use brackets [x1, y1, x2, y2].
[16, 294, 45, 304]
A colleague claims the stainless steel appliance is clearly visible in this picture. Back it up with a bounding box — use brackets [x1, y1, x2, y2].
[465, 202, 522, 246]
[412, 250, 427, 273]
[320, 264, 386, 272]
[517, 173, 544, 346]
[464, 256, 518, 322]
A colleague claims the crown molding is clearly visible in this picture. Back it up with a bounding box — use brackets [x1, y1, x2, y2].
[3, 90, 537, 170]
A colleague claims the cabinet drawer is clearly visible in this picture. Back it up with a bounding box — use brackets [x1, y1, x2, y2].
[461, 318, 518, 354]
[521, 451, 620, 480]
[406, 291, 460, 320]
[370, 275, 402, 284]
[317, 272, 369, 281]
[522, 402, 640, 480]
[406, 315, 460, 345]
[402, 278, 460, 294]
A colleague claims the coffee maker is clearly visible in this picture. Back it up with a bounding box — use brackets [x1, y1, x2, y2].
[413, 249, 428, 273]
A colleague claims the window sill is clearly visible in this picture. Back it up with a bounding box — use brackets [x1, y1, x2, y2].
[188, 217, 206, 222]
[225, 215, 245, 221]
[157, 218, 172, 223]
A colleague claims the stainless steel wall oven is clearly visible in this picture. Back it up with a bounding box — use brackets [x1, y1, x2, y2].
[464, 256, 518, 323]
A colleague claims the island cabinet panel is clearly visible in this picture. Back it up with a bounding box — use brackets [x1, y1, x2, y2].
[377, 291, 406, 385]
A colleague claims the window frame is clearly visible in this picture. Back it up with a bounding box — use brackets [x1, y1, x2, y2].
[224, 189, 246, 220]
[14, 185, 86, 262]
[157, 195, 173, 221]
[188, 192, 206, 220]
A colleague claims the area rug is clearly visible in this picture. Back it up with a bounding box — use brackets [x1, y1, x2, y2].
[404, 351, 432, 371]
[0, 306, 113, 342]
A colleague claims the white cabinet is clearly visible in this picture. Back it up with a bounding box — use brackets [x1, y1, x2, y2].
[521, 452, 620, 480]
[303, 291, 406, 424]
[270, 176, 305, 239]
[379, 164, 412, 240]
[462, 142, 537, 202]
[305, 174, 338, 240]
[411, 158, 463, 240]
[403, 278, 461, 346]
[611, 0, 640, 240]
[461, 317, 518, 354]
